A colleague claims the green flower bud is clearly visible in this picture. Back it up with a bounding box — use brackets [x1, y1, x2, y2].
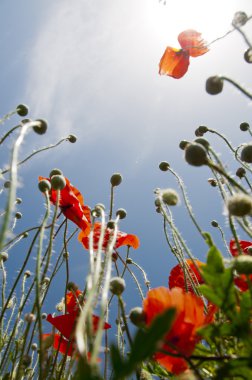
[107, 220, 115, 229]
[208, 178, 217, 187]
[49, 168, 63, 178]
[109, 277, 125, 296]
[126, 258, 133, 264]
[4, 181, 11, 189]
[67, 134, 77, 143]
[31, 343, 38, 351]
[50, 175, 66, 190]
[185, 143, 208, 166]
[38, 179, 51, 193]
[236, 167, 246, 178]
[16, 197, 22, 204]
[33, 119, 48, 135]
[161, 188, 179, 206]
[227, 194, 252, 217]
[15, 212, 22, 219]
[240, 122, 250, 131]
[159, 161, 170, 171]
[179, 140, 189, 150]
[0, 252, 8, 262]
[24, 270, 31, 277]
[129, 307, 146, 327]
[206, 76, 223, 95]
[42, 312, 48, 319]
[116, 208, 127, 219]
[16, 104, 29, 117]
[110, 173, 123, 187]
[241, 144, 252, 163]
[233, 255, 252, 275]
[211, 220, 219, 228]
[244, 48, 252, 63]
[198, 126, 208, 134]
[194, 138, 209, 150]
[67, 282, 78, 291]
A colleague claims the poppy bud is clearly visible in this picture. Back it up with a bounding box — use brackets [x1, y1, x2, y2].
[232, 11, 248, 27]
[185, 143, 208, 166]
[4, 181, 11, 189]
[49, 168, 63, 178]
[38, 179, 51, 193]
[31, 343, 38, 351]
[236, 167, 246, 178]
[42, 313, 47, 319]
[161, 189, 179, 206]
[194, 138, 210, 150]
[94, 203, 105, 217]
[195, 128, 204, 137]
[25, 313, 36, 323]
[116, 208, 127, 219]
[156, 207, 161, 213]
[16, 104, 29, 117]
[240, 144, 252, 163]
[211, 220, 219, 228]
[23, 232, 29, 238]
[21, 354, 31, 367]
[50, 175, 66, 190]
[179, 140, 189, 150]
[244, 48, 252, 63]
[129, 307, 146, 327]
[67, 282, 78, 291]
[15, 212, 22, 219]
[33, 119, 48, 135]
[159, 161, 170, 171]
[233, 255, 252, 275]
[107, 220, 115, 229]
[208, 178, 217, 187]
[126, 258, 133, 264]
[227, 194, 252, 217]
[16, 197, 22, 204]
[206, 76, 223, 95]
[198, 126, 208, 134]
[110, 173, 123, 187]
[42, 277, 50, 286]
[67, 134, 77, 143]
[0, 252, 8, 262]
[24, 270, 31, 277]
[109, 277, 125, 296]
[154, 198, 161, 207]
[240, 122, 250, 131]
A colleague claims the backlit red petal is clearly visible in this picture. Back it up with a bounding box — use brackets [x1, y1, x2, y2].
[178, 29, 209, 57]
[159, 47, 190, 79]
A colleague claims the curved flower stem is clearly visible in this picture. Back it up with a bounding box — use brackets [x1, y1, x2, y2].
[117, 253, 145, 300]
[233, 24, 252, 48]
[64, 220, 70, 315]
[0, 124, 21, 145]
[220, 76, 252, 100]
[228, 215, 243, 256]
[130, 261, 151, 290]
[109, 185, 114, 220]
[118, 295, 133, 347]
[1, 138, 67, 175]
[0, 108, 18, 125]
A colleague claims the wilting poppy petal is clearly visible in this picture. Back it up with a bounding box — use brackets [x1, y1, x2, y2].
[143, 287, 214, 375]
[159, 47, 190, 79]
[169, 259, 204, 292]
[78, 222, 140, 251]
[178, 29, 209, 57]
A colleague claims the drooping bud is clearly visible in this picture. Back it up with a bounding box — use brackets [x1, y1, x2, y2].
[227, 194, 252, 217]
[159, 161, 170, 171]
[4, 181, 11, 189]
[24, 270, 31, 278]
[160, 188, 179, 206]
[185, 143, 208, 166]
[31, 343, 38, 351]
[16, 197, 22, 204]
[15, 212, 22, 219]
[107, 220, 115, 229]
[233, 255, 252, 275]
[110, 173, 123, 187]
[240, 144, 252, 163]
[129, 307, 146, 327]
[240, 122, 250, 131]
[16, 104, 29, 117]
[67, 282, 78, 291]
[67, 134, 77, 143]
[50, 175, 66, 190]
[49, 168, 63, 178]
[38, 179, 51, 193]
[116, 208, 127, 219]
[206, 76, 223, 95]
[179, 140, 189, 150]
[208, 178, 217, 187]
[232, 11, 248, 27]
[244, 48, 252, 63]
[21, 354, 32, 367]
[0, 252, 8, 262]
[236, 167, 246, 178]
[33, 119, 48, 135]
[211, 220, 219, 228]
[109, 277, 126, 296]
[194, 138, 210, 150]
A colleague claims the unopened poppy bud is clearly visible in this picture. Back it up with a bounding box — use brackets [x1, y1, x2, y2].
[116, 208, 127, 219]
[38, 179, 51, 193]
[23, 232, 29, 238]
[49, 168, 63, 178]
[4, 181, 11, 188]
[6, 298, 15, 309]
[109, 277, 125, 296]
[232, 11, 248, 27]
[233, 255, 252, 275]
[110, 173, 123, 187]
[67, 282, 78, 291]
[126, 258, 133, 264]
[24, 270, 31, 278]
[154, 198, 161, 207]
[31, 343, 38, 351]
[67, 134, 77, 143]
[15, 212, 22, 219]
[33, 119, 47, 135]
[211, 220, 219, 228]
[179, 140, 189, 150]
[22, 354, 31, 367]
[107, 220, 115, 229]
[194, 138, 209, 150]
[185, 143, 208, 166]
[156, 207, 161, 213]
[159, 161, 170, 171]
[0, 252, 8, 262]
[16, 104, 29, 117]
[42, 277, 50, 286]
[25, 313, 36, 323]
[194, 128, 203, 137]
[206, 76, 223, 95]
[42, 313, 47, 319]
[16, 197, 22, 204]
[236, 167, 246, 178]
[198, 126, 208, 134]
[227, 194, 252, 217]
[240, 122, 250, 131]
[50, 175, 66, 190]
[63, 251, 69, 259]
[208, 178, 217, 187]
[244, 48, 252, 63]
[129, 307, 146, 327]
[240, 144, 252, 163]
[161, 189, 179, 206]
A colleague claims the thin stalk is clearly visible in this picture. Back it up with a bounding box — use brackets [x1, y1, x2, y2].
[0, 124, 21, 145]
[117, 254, 144, 300]
[109, 185, 114, 220]
[220, 76, 252, 100]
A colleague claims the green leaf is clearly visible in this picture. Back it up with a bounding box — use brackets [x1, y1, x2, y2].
[206, 245, 225, 274]
[73, 358, 103, 380]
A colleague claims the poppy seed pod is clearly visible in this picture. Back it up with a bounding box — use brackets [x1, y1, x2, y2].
[206, 76, 223, 95]
[110, 173, 123, 187]
[49, 168, 63, 178]
[227, 194, 252, 217]
[67, 134, 77, 143]
[240, 144, 252, 163]
[244, 48, 252, 63]
[109, 277, 125, 296]
[185, 142, 208, 166]
[116, 208, 127, 219]
[179, 140, 189, 150]
[129, 307, 146, 327]
[33, 119, 48, 135]
[159, 161, 170, 171]
[16, 104, 29, 117]
[50, 175, 66, 190]
[240, 122, 250, 131]
[236, 167, 246, 178]
[38, 179, 51, 193]
[194, 137, 210, 150]
[233, 256, 252, 275]
[161, 189, 179, 206]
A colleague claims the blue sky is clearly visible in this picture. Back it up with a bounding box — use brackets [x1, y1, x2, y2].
[1, 0, 252, 314]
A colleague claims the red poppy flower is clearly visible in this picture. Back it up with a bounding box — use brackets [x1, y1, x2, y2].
[169, 259, 204, 292]
[229, 239, 252, 291]
[143, 287, 214, 375]
[42, 333, 74, 356]
[159, 30, 209, 79]
[78, 222, 140, 251]
[39, 176, 91, 235]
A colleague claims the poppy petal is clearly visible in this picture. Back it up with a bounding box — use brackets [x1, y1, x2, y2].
[159, 47, 190, 79]
[47, 313, 77, 340]
[229, 239, 252, 257]
[178, 29, 209, 57]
